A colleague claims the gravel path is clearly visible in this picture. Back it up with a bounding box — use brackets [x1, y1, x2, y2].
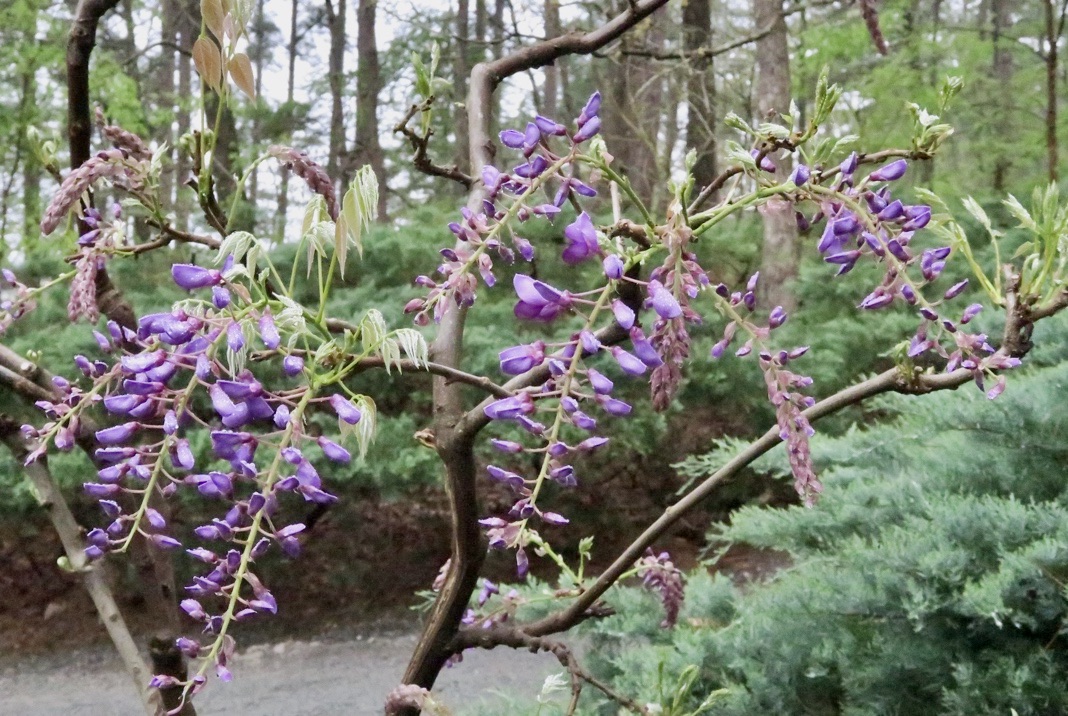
[0, 630, 563, 715]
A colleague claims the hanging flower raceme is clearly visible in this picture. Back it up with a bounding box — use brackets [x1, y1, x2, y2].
[404, 92, 604, 326]
[21, 250, 380, 703]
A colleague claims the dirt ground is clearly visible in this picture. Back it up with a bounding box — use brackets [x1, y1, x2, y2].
[0, 628, 564, 715]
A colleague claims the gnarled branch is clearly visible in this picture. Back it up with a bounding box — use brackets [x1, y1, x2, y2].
[397, 0, 671, 708]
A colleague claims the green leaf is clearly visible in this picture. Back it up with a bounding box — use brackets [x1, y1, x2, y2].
[360, 309, 388, 354]
[961, 196, 999, 238]
[216, 230, 256, 265]
[339, 394, 377, 461]
[392, 328, 428, 368]
[1004, 194, 1038, 232]
[335, 166, 379, 277]
[723, 112, 754, 135]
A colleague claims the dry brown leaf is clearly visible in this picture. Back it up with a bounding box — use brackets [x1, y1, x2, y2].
[229, 53, 256, 100]
[192, 37, 223, 93]
[201, 0, 225, 41]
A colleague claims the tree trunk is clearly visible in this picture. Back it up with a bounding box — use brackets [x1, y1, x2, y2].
[325, 0, 347, 186]
[277, 0, 300, 240]
[752, 0, 798, 312]
[175, 0, 198, 233]
[156, 0, 178, 217]
[247, 0, 268, 215]
[683, 0, 716, 192]
[474, 0, 486, 51]
[1044, 0, 1062, 183]
[542, 0, 561, 117]
[453, 0, 471, 177]
[601, 0, 665, 209]
[488, 0, 505, 131]
[354, 0, 388, 219]
[991, 0, 1013, 192]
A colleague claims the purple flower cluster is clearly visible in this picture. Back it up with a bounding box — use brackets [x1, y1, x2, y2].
[798, 156, 1019, 396]
[40, 148, 147, 236]
[68, 206, 125, 324]
[709, 272, 819, 503]
[404, 93, 603, 325]
[648, 217, 708, 410]
[761, 349, 820, 505]
[25, 260, 364, 697]
[636, 549, 685, 628]
[804, 155, 931, 290]
[909, 303, 1020, 397]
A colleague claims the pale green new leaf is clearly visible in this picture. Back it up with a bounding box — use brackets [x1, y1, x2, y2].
[723, 112, 754, 135]
[1004, 194, 1038, 232]
[302, 220, 331, 277]
[725, 140, 755, 169]
[360, 309, 388, 353]
[757, 122, 791, 140]
[339, 394, 377, 460]
[216, 230, 256, 265]
[275, 296, 307, 344]
[335, 166, 379, 277]
[302, 195, 329, 234]
[961, 196, 1003, 243]
[392, 328, 428, 368]
[378, 337, 401, 373]
[313, 339, 340, 367]
[831, 135, 859, 154]
[334, 214, 349, 279]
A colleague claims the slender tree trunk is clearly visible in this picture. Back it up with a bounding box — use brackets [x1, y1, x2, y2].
[1044, 0, 1062, 182]
[602, 0, 664, 208]
[454, 0, 471, 176]
[488, 0, 504, 131]
[752, 0, 798, 312]
[157, 0, 178, 217]
[474, 0, 486, 51]
[325, 0, 347, 186]
[247, 0, 267, 215]
[684, 0, 716, 192]
[991, 0, 1013, 192]
[542, 0, 561, 117]
[277, 0, 300, 240]
[175, 0, 198, 233]
[354, 0, 388, 219]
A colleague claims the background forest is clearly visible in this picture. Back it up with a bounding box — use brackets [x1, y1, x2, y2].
[0, 0, 1066, 714]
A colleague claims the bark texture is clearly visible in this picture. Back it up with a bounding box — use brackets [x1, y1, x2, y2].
[752, 0, 798, 312]
[684, 0, 717, 192]
[354, 0, 388, 218]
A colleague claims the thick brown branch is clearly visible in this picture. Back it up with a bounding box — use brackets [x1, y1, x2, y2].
[68, 0, 121, 170]
[468, 0, 669, 172]
[139, 220, 222, 252]
[351, 357, 513, 398]
[398, 1, 671, 709]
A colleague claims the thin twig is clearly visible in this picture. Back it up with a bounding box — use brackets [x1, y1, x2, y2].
[393, 98, 475, 188]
